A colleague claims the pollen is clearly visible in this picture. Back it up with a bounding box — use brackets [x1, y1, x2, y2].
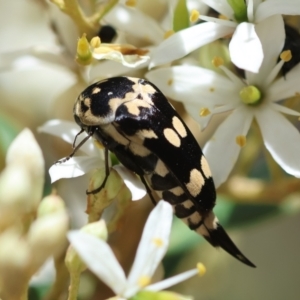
[164, 30, 175, 39]
[190, 9, 200, 23]
[90, 36, 101, 48]
[199, 107, 211, 117]
[239, 85, 261, 105]
[125, 0, 136, 7]
[138, 276, 151, 288]
[152, 237, 164, 247]
[212, 56, 224, 68]
[280, 50, 292, 62]
[196, 263, 206, 276]
[167, 78, 173, 86]
[94, 140, 105, 149]
[236, 135, 246, 147]
[219, 14, 229, 20]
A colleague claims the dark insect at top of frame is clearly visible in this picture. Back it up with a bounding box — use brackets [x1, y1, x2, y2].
[68, 76, 255, 268]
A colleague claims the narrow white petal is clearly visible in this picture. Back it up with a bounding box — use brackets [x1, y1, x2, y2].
[92, 50, 149, 68]
[125, 201, 173, 298]
[229, 22, 263, 73]
[146, 268, 199, 291]
[267, 63, 300, 102]
[150, 22, 234, 68]
[38, 120, 98, 156]
[203, 107, 253, 188]
[202, 0, 234, 19]
[105, 4, 164, 44]
[255, 0, 300, 23]
[67, 231, 127, 295]
[270, 103, 300, 117]
[199, 16, 237, 28]
[146, 66, 237, 105]
[255, 107, 300, 177]
[113, 165, 146, 201]
[49, 156, 103, 183]
[246, 15, 285, 85]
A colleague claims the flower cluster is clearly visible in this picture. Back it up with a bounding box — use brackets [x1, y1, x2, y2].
[1, 0, 300, 299]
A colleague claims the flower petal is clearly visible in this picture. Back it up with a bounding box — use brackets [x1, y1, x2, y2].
[229, 22, 263, 73]
[92, 50, 150, 68]
[255, 107, 300, 177]
[203, 106, 253, 188]
[246, 15, 285, 85]
[67, 231, 127, 295]
[113, 165, 147, 201]
[267, 63, 300, 102]
[255, 0, 300, 23]
[146, 268, 199, 291]
[0, 0, 57, 53]
[49, 156, 104, 183]
[125, 201, 173, 298]
[38, 120, 99, 157]
[105, 4, 164, 44]
[146, 65, 237, 105]
[150, 22, 234, 68]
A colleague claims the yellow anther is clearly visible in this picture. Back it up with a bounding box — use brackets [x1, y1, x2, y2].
[190, 9, 200, 23]
[212, 56, 224, 68]
[138, 276, 151, 287]
[125, 0, 137, 7]
[196, 262, 206, 276]
[152, 238, 164, 247]
[199, 108, 211, 117]
[94, 140, 105, 149]
[90, 36, 101, 48]
[236, 135, 247, 147]
[164, 30, 175, 39]
[219, 14, 229, 20]
[280, 50, 292, 62]
[167, 78, 173, 86]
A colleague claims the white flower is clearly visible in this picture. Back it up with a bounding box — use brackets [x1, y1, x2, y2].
[150, 0, 300, 72]
[68, 201, 204, 299]
[38, 119, 146, 201]
[146, 16, 300, 187]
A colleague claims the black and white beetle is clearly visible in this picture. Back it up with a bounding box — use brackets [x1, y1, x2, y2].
[68, 76, 255, 268]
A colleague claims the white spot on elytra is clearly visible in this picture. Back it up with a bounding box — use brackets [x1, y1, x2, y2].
[201, 156, 212, 178]
[163, 128, 181, 147]
[172, 116, 187, 138]
[185, 169, 204, 197]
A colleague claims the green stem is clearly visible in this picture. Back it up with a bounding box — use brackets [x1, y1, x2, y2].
[67, 272, 81, 300]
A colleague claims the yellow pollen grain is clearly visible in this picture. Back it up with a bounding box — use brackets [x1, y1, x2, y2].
[197, 263, 206, 276]
[94, 140, 105, 149]
[90, 36, 101, 48]
[168, 78, 173, 86]
[125, 0, 136, 7]
[138, 276, 151, 287]
[190, 9, 200, 23]
[152, 237, 164, 247]
[236, 135, 246, 147]
[280, 50, 292, 62]
[164, 30, 175, 39]
[199, 107, 211, 117]
[212, 56, 224, 67]
[209, 87, 215, 92]
[218, 14, 228, 20]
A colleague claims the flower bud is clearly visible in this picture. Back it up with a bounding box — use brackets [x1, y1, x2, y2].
[65, 221, 108, 274]
[37, 194, 66, 217]
[27, 212, 69, 271]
